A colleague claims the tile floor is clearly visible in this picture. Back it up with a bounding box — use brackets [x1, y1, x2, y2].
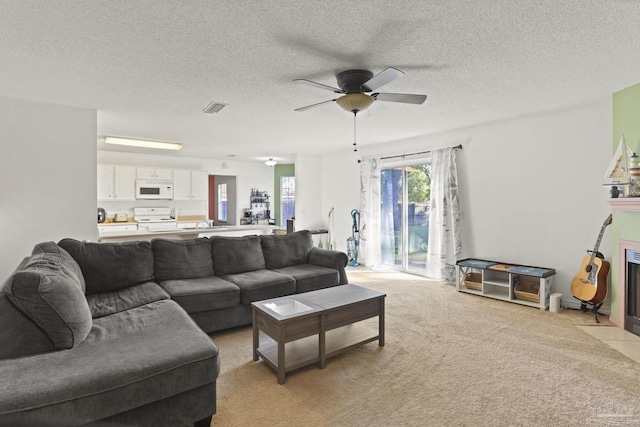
[578, 325, 640, 362]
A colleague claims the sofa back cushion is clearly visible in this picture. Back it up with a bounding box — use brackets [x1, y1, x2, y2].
[2, 242, 92, 350]
[0, 293, 57, 359]
[58, 238, 154, 295]
[210, 235, 265, 276]
[152, 238, 214, 281]
[261, 230, 313, 269]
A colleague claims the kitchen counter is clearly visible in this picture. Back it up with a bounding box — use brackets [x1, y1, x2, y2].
[98, 225, 283, 242]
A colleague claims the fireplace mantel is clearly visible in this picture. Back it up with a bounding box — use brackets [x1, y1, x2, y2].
[609, 198, 640, 211]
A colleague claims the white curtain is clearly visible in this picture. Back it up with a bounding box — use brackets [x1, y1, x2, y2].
[359, 159, 381, 267]
[425, 147, 462, 283]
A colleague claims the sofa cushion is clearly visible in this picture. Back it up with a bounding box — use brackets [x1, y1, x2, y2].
[222, 269, 295, 304]
[210, 235, 265, 276]
[160, 276, 240, 313]
[0, 293, 56, 360]
[272, 264, 340, 294]
[0, 299, 219, 423]
[86, 282, 170, 318]
[260, 230, 313, 269]
[152, 238, 214, 281]
[59, 238, 154, 295]
[2, 242, 92, 350]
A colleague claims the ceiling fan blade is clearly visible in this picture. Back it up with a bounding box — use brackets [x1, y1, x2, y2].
[294, 99, 337, 112]
[361, 67, 405, 92]
[372, 93, 427, 105]
[294, 79, 343, 93]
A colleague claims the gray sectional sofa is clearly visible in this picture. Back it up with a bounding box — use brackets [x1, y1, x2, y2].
[0, 230, 348, 426]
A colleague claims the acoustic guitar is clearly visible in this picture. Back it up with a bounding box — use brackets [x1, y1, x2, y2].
[570, 214, 612, 304]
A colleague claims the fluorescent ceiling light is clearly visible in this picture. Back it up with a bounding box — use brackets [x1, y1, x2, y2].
[104, 136, 182, 150]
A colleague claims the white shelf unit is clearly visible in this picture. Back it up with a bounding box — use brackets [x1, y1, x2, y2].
[456, 259, 555, 310]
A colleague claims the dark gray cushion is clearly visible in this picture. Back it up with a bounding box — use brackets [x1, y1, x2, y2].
[0, 300, 219, 424]
[59, 238, 154, 295]
[0, 257, 56, 360]
[152, 238, 214, 281]
[273, 264, 340, 294]
[160, 276, 240, 313]
[2, 242, 92, 350]
[261, 230, 313, 269]
[210, 235, 265, 276]
[308, 247, 350, 285]
[0, 294, 56, 360]
[222, 269, 295, 304]
[86, 282, 170, 318]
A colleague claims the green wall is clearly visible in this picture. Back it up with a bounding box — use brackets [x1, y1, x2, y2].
[611, 82, 640, 318]
[274, 164, 295, 226]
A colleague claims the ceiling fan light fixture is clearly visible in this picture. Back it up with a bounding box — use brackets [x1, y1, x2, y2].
[265, 158, 277, 167]
[336, 93, 374, 113]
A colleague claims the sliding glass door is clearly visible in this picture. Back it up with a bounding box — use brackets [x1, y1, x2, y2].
[380, 162, 431, 274]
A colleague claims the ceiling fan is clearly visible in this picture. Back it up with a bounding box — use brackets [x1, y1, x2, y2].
[293, 67, 427, 114]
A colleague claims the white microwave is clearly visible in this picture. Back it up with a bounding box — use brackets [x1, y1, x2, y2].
[136, 180, 174, 200]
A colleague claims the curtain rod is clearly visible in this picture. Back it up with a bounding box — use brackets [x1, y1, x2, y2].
[379, 144, 463, 161]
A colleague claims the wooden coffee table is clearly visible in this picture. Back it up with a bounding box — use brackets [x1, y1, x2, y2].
[252, 284, 386, 384]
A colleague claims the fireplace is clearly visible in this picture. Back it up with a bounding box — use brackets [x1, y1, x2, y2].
[615, 240, 640, 336]
[626, 249, 640, 336]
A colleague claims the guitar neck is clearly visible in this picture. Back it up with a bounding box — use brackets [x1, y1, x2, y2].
[588, 219, 610, 264]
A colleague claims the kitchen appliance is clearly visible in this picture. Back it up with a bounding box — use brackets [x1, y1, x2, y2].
[98, 208, 106, 223]
[134, 207, 177, 230]
[135, 180, 174, 200]
[114, 213, 129, 222]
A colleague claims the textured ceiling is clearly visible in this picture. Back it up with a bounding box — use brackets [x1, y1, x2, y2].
[1, 1, 640, 163]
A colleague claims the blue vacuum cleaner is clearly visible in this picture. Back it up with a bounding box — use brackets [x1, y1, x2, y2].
[347, 209, 360, 267]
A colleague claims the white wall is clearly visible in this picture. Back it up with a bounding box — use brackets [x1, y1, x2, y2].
[294, 153, 324, 231]
[0, 96, 97, 279]
[97, 151, 274, 223]
[320, 99, 613, 307]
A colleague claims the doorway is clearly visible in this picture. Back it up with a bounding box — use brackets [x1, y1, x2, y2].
[380, 162, 431, 274]
[209, 175, 237, 225]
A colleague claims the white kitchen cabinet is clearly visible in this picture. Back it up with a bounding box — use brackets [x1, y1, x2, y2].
[97, 165, 114, 201]
[173, 169, 208, 200]
[191, 170, 208, 200]
[114, 166, 136, 200]
[136, 167, 173, 180]
[98, 165, 136, 201]
[98, 224, 138, 232]
[173, 169, 192, 200]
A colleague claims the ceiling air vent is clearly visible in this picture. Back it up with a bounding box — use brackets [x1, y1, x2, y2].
[203, 102, 228, 114]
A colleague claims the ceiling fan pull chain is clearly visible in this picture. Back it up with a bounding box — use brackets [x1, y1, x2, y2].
[353, 112, 358, 152]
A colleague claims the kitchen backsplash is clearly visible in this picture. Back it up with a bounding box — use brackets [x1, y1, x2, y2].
[99, 199, 207, 220]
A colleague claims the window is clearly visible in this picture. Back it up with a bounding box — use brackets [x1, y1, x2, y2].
[280, 176, 295, 226]
[217, 183, 227, 222]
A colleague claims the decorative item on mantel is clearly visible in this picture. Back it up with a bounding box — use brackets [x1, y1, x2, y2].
[629, 152, 640, 197]
[603, 134, 631, 198]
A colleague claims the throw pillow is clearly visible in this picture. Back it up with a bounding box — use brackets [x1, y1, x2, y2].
[152, 238, 214, 281]
[3, 242, 92, 349]
[261, 230, 313, 269]
[210, 235, 265, 276]
[58, 238, 154, 295]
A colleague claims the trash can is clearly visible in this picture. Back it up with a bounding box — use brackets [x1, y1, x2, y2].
[550, 293, 562, 313]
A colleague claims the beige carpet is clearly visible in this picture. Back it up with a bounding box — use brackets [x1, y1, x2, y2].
[209, 270, 640, 426]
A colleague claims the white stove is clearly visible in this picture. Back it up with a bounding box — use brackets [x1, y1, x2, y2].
[134, 207, 177, 230]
